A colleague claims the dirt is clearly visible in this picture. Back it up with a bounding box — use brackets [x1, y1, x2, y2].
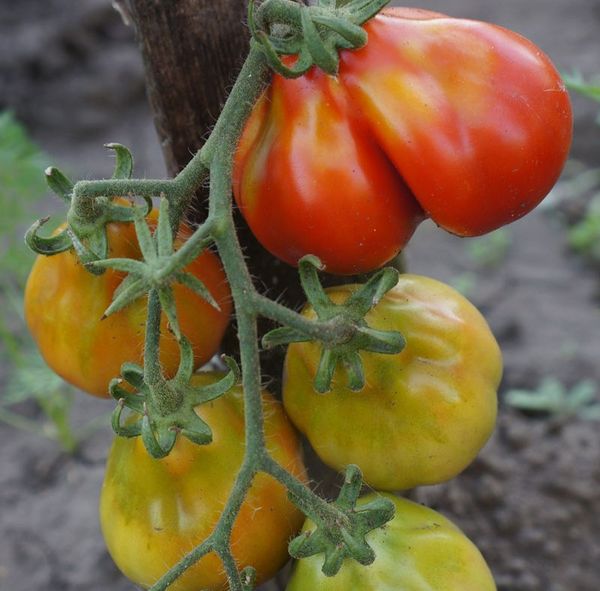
[1, 1, 599, 590]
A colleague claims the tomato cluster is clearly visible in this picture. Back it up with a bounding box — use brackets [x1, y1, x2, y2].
[23, 5, 572, 591]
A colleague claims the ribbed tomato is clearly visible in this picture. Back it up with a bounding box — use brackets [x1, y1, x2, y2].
[283, 274, 502, 490]
[286, 494, 496, 591]
[233, 7, 572, 274]
[100, 373, 307, 591]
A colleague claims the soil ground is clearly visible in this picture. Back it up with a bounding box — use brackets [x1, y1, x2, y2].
[1, 1, 599, 590]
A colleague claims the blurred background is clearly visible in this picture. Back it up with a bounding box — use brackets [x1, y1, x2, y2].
[1, 1, 599, 590]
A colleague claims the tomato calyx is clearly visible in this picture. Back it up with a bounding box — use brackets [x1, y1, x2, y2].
[288, 464, 394, 576]
[25, 144, 152, 271]
[263, 255, 405, 392]
[87, 198, 218, 332]
[110, 337, 240, 458]
[249, 0, 389, 78]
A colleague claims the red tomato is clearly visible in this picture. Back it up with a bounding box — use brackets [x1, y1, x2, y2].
[233, 7, 572, 275]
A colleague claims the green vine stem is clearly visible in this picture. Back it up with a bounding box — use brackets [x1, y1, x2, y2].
[54, 2, 396, 588]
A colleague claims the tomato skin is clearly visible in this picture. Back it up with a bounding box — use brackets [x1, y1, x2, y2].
[283, 275, 501, 491]
[100, 373, 307, 591]
[24, 212, 232, 397]
[286, 493, 497, 591]
[234, 8, 572, 273]
[342, 8, 572, 236]
[233, 64, 425, 275]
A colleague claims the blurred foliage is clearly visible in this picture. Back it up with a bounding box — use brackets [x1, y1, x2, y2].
[563, 71, 600, 124]
[506, 378, 600, 422]
[546, 74, 600, 266]
[567, 194, 600, 263]
[465, 228, 511, 269]
[449, 271, 477, 299]
[0, 111, 50, 282]
[0, 112, 106, 453]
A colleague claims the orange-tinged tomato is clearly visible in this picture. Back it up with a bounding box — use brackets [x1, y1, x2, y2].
[24, 210, 232, 397]
[100, 373, 307, 591]
[283, 275, 502, 491]
[286, 493, 497, 591]
[234, 7, 572, 274]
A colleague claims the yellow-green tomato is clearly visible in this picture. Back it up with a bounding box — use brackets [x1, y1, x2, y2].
[283, 274, 502, 490]
[100, 373, 307, 591]
[286, 494, 497, 591]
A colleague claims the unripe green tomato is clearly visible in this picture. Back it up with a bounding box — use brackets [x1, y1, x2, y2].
[283, 274, 502, 490]
[100, 373, 307, 591]
[286, 494, 496, 591]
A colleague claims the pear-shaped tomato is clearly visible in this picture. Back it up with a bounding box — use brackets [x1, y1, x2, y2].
[234, 8, 572, 274]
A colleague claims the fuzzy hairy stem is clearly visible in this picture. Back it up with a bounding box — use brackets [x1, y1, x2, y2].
[71, 9, 376, 588]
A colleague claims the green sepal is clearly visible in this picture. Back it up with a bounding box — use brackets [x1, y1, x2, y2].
[109, 378, 145, 413]
[103, 276, 150, 318]
[105, 143, 134, 180]
[119, 363, 146, 392]
[45, 166, 74, 203]
[106, 196, 153, 222]
[141, 408, 177, 459]
[262, 326, 310, 349]
[271, 256, 403, 393]
[156, 197, 173, 257]
[343, 351, 365, 391]
[158, 285, 181, 340]
[66, 226, 108, 271]
[178, 411, 213, 446]
[345, 267, 399, 316]
[133, 208, 158, 262]
[252, 35, 314, 79]
[168, 232, 212, 271]
[354, 326, 404, 354]
[174, 337, 195, 384]
[111, 399, 143, 438]
[314, 348, 337, 394]
[175, 271, 221, 311]
[311, 12, 367, 48]
[298, 256, 331, 314]
[88, 257, 148, 275]
[189, 356, 240, 406]
[288, 465, 395, 576]
[25, 218, 72, 256]
[301, 7, 339, 75]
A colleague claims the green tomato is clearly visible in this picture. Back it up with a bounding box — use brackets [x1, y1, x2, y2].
[286, 494, 496, 591]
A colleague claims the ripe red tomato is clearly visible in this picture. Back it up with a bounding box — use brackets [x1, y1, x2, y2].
[234, 7, 572, 275]
[24, 211, 232, 397]
[283, 274, 502, 491]
[100, 373, 307, 591]
[286, 493, 497, 591]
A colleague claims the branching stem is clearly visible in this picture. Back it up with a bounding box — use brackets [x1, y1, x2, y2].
[68, 13, 370, 589]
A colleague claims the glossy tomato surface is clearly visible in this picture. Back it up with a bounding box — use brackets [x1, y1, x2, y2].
[234, 7, 572, 274]
[25, 211, 231, 397]
[100, 373, 307, 591]
[283, 274, 502, 490]
[286, 493, 497, 591]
